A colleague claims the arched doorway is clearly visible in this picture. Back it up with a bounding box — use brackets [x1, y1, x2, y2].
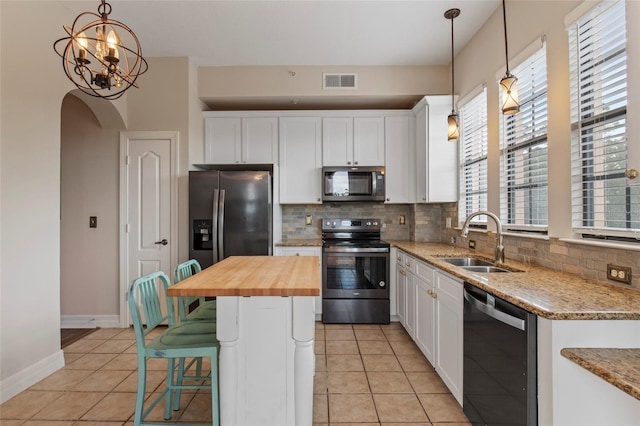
[59, 92, 126, 331]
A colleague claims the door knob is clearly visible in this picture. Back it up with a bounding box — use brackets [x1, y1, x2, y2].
[154, 239, 168, 245]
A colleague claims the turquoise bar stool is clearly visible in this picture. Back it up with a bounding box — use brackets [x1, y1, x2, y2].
[128, 271, 219, 426]
[174, 259, 217, 322]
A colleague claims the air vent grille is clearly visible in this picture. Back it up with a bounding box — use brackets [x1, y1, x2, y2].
[323, 73, 357, 89]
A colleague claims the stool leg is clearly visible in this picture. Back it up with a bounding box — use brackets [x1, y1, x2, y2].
[134, 357, 147, 426]
[173, 357, 186, 411]
[165, 358, 176, 420]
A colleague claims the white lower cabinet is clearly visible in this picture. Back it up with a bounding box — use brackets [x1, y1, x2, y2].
[274, 246, 323, 317]
[394, 250, 463, 406]
[434, 270, 463, 405]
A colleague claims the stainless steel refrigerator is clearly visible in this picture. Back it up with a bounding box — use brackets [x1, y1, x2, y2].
[189, 166, 272, 268]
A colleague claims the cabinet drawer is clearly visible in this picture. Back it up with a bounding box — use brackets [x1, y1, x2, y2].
[395, 251, 405, 266]
[415, 260, 435, 284]
[403, 255, 417, 274]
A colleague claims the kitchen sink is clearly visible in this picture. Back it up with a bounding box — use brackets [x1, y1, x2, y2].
[439, 257, 496, 267]
[460, 265, 511, 273]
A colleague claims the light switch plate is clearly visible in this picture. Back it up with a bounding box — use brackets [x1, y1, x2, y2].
[89, 216, 97, 228]
[305, 215, 313, 226]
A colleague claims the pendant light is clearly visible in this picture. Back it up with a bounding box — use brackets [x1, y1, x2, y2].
[500, 0, 520, 115]
[53, 0, 148, 100]
[445, 8, 461, 142]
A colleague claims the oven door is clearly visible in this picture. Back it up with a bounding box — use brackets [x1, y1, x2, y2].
[322, 249, 390, 299]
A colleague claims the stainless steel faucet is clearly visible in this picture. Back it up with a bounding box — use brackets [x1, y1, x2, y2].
[461, 211, 505, 264]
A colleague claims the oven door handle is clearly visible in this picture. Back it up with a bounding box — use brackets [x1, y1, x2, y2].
[323, 247, 390, 253]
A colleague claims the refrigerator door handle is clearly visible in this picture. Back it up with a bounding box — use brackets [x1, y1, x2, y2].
[212, 189, 219, 264]
[218, 189, 226, 261]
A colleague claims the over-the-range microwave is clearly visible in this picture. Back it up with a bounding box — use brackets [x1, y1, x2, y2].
[322, 166, 385, 202]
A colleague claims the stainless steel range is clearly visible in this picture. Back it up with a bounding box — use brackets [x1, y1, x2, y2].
[322, 218, 390, 324]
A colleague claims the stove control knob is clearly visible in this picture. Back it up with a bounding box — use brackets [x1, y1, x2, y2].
[331, 221, 337, 226]
[366, 221, 372, 226]
[373, 221, 378, 226]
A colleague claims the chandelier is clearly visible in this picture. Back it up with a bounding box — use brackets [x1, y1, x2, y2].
[53, 0, 148, 100]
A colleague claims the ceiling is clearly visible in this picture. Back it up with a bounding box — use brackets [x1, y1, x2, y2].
[57, 0, 502, 108]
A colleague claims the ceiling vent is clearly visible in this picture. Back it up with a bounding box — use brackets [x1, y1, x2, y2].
[323, 73, 357, 89]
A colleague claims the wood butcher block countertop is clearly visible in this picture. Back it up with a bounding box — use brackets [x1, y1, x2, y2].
[167, 256, 320, 297]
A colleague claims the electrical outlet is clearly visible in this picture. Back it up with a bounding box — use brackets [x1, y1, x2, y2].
[469, 240, 476, 249]
[446, 217, 452, 228]
[398, 215, 406, 225]
[607, 263, 632, 284]
[305, 215, 313, 226]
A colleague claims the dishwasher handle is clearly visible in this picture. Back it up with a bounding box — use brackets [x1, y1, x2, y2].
[464, 288, 526, 331]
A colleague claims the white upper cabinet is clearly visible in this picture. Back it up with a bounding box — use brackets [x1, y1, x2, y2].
[322, 116, 384, 166]
[204, 115, 278, 164]
[279, 116, 322, 204]
[384, 114, 414, 203]
[413, 96, 458, 203]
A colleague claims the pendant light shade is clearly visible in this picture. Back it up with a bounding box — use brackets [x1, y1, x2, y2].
[444, 8, 461, 142]
[53, 0, 148, 100]
[500, 0, 520, 115]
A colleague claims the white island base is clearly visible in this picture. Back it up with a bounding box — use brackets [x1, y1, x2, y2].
[216, 295, 316, 426]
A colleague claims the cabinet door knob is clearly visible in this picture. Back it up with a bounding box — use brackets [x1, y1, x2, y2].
[386, 198, 390, 202]
[432, 292, 438, 299]
[347, 161, 351, 165]
[427, 289, 433, 295]
[406, 261, 411, 267]
[354, 161, 358, 165]
[317, 197, 321, 202]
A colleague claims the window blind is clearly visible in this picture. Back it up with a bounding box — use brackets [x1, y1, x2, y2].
[499, 43, 548, 231]
[458, 87, 488, 225]
[568, 0, 639, 237]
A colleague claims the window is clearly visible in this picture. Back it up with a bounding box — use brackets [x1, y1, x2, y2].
[568, 0, 639, 237]
[458, 87, 488, 225]
[499, 43, 548, 231]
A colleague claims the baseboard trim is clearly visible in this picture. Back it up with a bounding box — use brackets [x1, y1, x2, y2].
[0, 349, 65, 404]
[60, 315, 121, 329]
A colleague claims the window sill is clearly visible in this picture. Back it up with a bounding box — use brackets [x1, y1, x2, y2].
[559, 238, 640, 252]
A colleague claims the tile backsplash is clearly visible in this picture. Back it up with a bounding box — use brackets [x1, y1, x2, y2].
[282, 201, 639, 290]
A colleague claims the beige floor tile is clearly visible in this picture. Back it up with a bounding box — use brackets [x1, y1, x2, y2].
[325, 329, 356, 341]
[313, 394, 328, 424]
[328, 393, 378, 423]
[113, 370, 167, 393]
[112, 328, 136, 340]
[75, 370, 132, 392]
[90, 339, 135, 354]
[64, 353, 117, 370]
[71, 422, 127, 426]
[85, 329, 123, 340]
[382, 329, 412, 342]
[315, 330, 325, 341]
[381, 423, 431, 426]
[80, 392, 137, 422]
[352, 324, 383, 330]
[373, 393, 429, 423]
[315, 322, 325, 330]
[22, 421, 74, 426]
[30, 370, 93, 391]
[63, 339, 107, 354]
[326, 354, 364, 372]
[323, 324, 352, 330]
[179, 392, 213, 423]
[431, 423, 470, 426]
[358, 340, 394, 355]
[327, 371, 370, 394]
[0, 391, 64, 419]
[390, 340, 423, 355]
[325, 340, 359, 355]
[315, 355, 327, 372]
[315, 340, 326, 355]
[406, 372, 449, 394]
[367, 372, 413, 393]
[32, 391, 105, 420]
[361, 354, 402, 372]
[380, 322, 404, 330]
[0, 421, 25, 426]
[397, 354, 434, 372]
[332, 423, 380, 426]
[314, 371, 328, 394]
[63, 353, 83, 364]
[417, 394, 468, 423]
[354, 328, 387, 341]
[100, 354, 138, 371]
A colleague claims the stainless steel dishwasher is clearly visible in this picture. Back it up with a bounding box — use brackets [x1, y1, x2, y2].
[463, 283, 537, 426]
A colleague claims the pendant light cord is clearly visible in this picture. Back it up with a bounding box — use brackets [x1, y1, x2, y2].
[502, 0, 510, 74]
[451, 15, 455, 114]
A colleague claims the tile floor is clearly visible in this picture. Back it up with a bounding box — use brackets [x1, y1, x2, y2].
[0, 322, 470, 426]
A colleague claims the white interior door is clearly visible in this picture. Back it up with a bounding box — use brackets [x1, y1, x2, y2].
[120, 131, 178, 326]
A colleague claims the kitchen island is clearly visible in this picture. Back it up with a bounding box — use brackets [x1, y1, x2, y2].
[167, 256, 320, 426]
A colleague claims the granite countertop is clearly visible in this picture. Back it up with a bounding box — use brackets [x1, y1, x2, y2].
[561, 348, 640, 401]
[387, 240, 640, 320]
[275, 239, 323, 247]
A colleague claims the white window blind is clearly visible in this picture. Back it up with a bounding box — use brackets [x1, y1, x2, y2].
[499, 43, 548, 231]
[458, 87, 488, 225]
[568, 0, 639, 238]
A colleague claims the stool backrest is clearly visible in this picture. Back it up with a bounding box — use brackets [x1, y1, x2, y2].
[173, 259, 204, 320]
[128, 271, 176, 347]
